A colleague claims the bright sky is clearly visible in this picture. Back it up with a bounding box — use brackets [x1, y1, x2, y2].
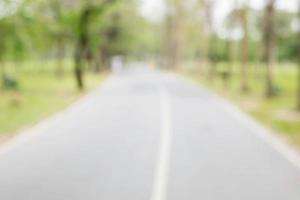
[139, 0, 167, 22]
[0, 0, 21, 17]
[139, 0, 298, 22]
[139, 0, 298, 39]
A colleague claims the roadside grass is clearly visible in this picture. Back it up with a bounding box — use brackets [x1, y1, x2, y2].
[185, 62, 300, 148]
[0, 60, 106, 137]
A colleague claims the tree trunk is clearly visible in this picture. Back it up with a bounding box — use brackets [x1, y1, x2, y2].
[164, 15, 173, 69]
[264, 0, 276, 97]
[93, 47, 106, 73]
[223, 39, 233, 88]
[240, 7, 250, 92]
[73, 5, 93, 90]
[297, 2, 300, 111]
[101, 46, 110, 71]
[164, 0, 184, 70]
[75, 65, 84, 90]
[74, 48, 85, 91]
[94, 53, 102, 73]
[205, 0, 216, 81]
[51, 0, 66, 78]
[208, 35, 216, 81]
[173, 4, 184, 70]
[297, 62, 300, 111]
[74, 45, 85, 90]
[0, 62, 4, 88]
[56, 37, 65, 78]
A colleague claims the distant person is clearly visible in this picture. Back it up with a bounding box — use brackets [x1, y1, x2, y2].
[111, 56, 124, 74]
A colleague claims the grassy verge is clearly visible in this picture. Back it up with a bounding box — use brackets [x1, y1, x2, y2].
[184, 62, 300, 148]
[0, 61, 106, 139]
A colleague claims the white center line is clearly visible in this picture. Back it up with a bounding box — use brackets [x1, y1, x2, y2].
[151, 86, 172, 200]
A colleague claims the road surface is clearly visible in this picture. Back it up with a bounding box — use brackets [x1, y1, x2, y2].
[0, 66, 300, 200]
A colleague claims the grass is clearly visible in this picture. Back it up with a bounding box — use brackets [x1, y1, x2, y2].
[0, 60, 106, 138]
[184, 62, 300, 148]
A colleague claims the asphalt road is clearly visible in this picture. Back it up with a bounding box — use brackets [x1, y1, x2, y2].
[0, 66, 300, 200]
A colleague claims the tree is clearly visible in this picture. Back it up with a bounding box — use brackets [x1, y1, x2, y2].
[222, 0, 240, 88]
[164, 0, 185, 69]
[96, 11, 122, 72]
[204, 0, 216, 80]
[74, 0, 117, 90]
[74, 3, 93, 90]
[0, 13, 27, 89]
[239, 3, 250, 92]
[50, 0, 69, 78]
[264, 0, 277, 97]
[297, 2, 300, 111]
[0, 19, 13, 82]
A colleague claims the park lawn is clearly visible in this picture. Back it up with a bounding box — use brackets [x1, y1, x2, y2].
[0, 61, 106, 138]
[185, 62, 300, 148]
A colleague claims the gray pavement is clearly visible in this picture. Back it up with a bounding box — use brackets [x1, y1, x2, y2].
[0, 66, 300, 200]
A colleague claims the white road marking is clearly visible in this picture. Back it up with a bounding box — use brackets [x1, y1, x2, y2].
[151, 87, 172, 200]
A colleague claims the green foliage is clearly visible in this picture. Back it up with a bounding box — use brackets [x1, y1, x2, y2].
[188, 63, 300, 147]
[2, 75, 19, 90]
[0, 61, 105, 135]
[87, 0, 161, 58]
